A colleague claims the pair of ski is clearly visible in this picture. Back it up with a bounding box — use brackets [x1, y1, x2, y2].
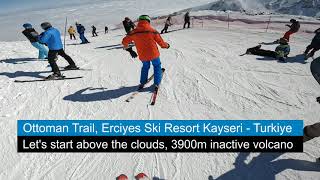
[125, 68, 165, 106]
[14, 67, 84, 83]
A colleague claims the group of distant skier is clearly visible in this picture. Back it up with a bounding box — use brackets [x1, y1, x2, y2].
[245, 19, 320, 62]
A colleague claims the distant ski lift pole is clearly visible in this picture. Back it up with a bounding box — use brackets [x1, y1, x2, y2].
[266, 15, 271, 32]
[63, 17, 68, 51]
[228, 13, 230, 30]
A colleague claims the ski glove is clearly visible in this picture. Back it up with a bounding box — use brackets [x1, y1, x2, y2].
[167, 43, 170, 49]
[126, 47, 138, 58]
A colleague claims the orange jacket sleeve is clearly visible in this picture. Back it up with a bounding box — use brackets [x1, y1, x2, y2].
[122, 35, 133, 49]
[154, 33, 168, 48]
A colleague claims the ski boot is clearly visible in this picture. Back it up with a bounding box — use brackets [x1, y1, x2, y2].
[246, 45, 261, 55]
[45, 73, 65, 80]
[138, 84, 145, 91]
[64, 65, 79, 70]
[135, 173, 150, 180]
[116, 174, 128, 180]
[303, 53, 308, 60]
[278, 57, 286, 63]
[305, 53, 314, 60]
[316, 97, 320, 104]
[154, 85, 159, 92]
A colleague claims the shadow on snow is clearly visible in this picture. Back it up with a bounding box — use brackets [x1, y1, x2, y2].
[256, 54, 307, 64]
[63, 86, 154, 102]
[0, 58, 40, 64]
[0, 70, 49, 79]
[210, 153, 320, 180]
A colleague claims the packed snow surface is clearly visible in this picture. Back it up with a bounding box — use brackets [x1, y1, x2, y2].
[0, 13, 320, 179]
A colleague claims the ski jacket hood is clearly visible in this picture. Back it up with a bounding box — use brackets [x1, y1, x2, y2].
[39, 27, 63, 50]
[122, 20, 169, 61]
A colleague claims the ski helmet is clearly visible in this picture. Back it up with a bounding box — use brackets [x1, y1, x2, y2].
[138, 15, 151, 23]
[116, 174, 128, 180]
[135, 173, 148, 180]
[23, 23, 32, 29]
[41, 22, 52, 30]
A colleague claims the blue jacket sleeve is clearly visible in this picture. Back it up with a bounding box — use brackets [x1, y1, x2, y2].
[39, 32, 51, 44]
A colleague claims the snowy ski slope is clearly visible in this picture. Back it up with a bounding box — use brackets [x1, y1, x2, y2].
[0, 14, 320, 180]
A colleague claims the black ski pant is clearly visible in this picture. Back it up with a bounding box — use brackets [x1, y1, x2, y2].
[161, 25, 169, 34]
[70, 34, 76, 40]
[304, 44, 320, 57]
[48, 49, 76, 75]
[250, 48, 277, 58]
[92, 31, 98, 37]
[183, 21, 190, 28]
[303, 122, 320, 142]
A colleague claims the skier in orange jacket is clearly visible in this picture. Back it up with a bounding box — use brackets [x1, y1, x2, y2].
[122, 15, 170, 89]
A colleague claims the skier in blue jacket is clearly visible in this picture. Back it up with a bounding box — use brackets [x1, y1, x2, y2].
[39, 22, 78, 79]
[76, 23, 89, 44]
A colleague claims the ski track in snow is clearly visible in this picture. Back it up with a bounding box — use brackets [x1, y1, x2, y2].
[0, 21, 320, 180]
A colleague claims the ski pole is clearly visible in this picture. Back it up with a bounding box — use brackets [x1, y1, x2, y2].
[63, 17, 68, 50]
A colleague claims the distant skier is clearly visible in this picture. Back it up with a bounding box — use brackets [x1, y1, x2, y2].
[76, 23, 89, 44]
[105, 26, 109, 34]
[245, 38, 290, 62]
[39, 22, 79, 79]
[304, 28, 320, 60]
[183, 12, 191, 29]
[123, 17, 136, 34]
[283, 19, 300, 41]
[92, 25, 98, 37]
[161, 16, 173, 34]
[116, 174, 128, 180]
[122, 15, 170, 90]
[22, 23, 48, 60]
[68, 26, 76, 40]
[303, 122, 320, 162]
